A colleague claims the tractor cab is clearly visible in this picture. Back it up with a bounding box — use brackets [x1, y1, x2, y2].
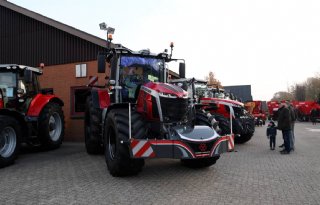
[0, 64, 65, 168]
[0, 64, 42, 112]
[117, 54, 166, 103]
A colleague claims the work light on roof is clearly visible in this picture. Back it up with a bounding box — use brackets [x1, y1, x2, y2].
[99, 22, 107, 30]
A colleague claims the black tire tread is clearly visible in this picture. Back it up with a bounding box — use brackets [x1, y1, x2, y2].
[105, 109, 145, 177]
[0, 116, 21, 168]
[38, 102, 65, 150]
[84, 96, 104, 154]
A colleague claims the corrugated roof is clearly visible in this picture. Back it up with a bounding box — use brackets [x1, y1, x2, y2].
[0, 0, 106, 48]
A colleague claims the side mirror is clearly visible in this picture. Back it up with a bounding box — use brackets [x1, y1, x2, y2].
[179, 63, 185, 78]
[24, 69, 33, 83]
[98, 53, 106, 73]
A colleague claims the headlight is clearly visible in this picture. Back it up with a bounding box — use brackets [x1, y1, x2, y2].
[159, 92, 177, 98]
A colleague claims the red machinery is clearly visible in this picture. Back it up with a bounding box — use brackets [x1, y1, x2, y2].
[84, 31, 233, 176]
[245, 101, 267, 125]
[293, 101, 320, 121]
[267, 101, 280, 120]
[0, 64, 65, 168]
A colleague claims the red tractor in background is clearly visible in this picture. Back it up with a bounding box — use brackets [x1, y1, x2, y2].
[169, 78, 255, 144]
[267, 100, 320, 122]
[292, 101, 320, 122]
[244, 100, 267, 126]
[267, 101, 280, 120]
[0, 64, 65, 168]
[84, 30, 233, 176]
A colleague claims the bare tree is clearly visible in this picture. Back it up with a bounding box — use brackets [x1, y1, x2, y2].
[305, 77, 320, 101]
[271, 91, 294, 101]
[294, 84, 306, 101]
[205, 72, 222, 87]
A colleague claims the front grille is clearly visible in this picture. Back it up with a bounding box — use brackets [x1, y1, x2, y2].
[160, 97, 188, 122]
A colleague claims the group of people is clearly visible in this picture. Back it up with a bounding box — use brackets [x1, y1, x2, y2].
[266, 101, 296, 154]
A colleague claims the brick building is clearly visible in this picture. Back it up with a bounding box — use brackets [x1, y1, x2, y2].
[0, 0, 180, 141]
[0, 0, 109, 141]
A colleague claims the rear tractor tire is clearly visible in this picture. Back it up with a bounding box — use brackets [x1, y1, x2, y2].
[0, 116, 21, 168]
[84, 96, 104, 155]
[104, 109, 145, 177]
[38, 102, 65, 150]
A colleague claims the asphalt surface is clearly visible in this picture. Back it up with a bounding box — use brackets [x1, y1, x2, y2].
[1, 122, 320, 205]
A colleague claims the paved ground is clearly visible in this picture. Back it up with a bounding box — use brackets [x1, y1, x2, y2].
[1, 122, 320, 205]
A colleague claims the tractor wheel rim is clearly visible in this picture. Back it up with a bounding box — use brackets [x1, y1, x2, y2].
[49, 112, 62, 141]
[0, 127, 17, 158]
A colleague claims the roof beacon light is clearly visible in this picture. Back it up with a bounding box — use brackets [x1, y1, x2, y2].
[108, 34, 113, 41]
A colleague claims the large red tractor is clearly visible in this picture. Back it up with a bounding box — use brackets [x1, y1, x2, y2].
[0, 64, 65, 168]
[169, 78, 255, 144]
[84, 34, 233, 176]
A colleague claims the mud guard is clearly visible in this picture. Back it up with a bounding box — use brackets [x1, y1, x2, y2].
[27, 94, 63, 117]
[90, 88, 110, 109]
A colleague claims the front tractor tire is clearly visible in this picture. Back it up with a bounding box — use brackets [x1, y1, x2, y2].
[38, 102, 65, 150]
[104, 109, 145, 177]
[0, 116, 21, 168]
[234, 118, 255, 144]
[84, 96, 103, 155]
[195, 110, 212, 127]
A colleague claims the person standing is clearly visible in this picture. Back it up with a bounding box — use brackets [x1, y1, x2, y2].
[267, 121, 277, 150]
[277, 102, 293, 154]
[287, 101, 297, 150]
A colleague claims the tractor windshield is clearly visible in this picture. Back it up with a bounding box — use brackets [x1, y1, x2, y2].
[0, 72, 16, 98]
[195, 83, 211, 98]
[119, 56, 164, 102]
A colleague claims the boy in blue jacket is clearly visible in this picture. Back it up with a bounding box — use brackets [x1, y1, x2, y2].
[267, 121, 277, 150]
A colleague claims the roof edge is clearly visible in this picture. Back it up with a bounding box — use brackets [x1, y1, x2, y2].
[1, 0, 107, 48]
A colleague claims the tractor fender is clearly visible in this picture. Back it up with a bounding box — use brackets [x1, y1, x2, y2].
[90, 88, 110, 109]
[27, 94, 64, 117]
[102, 103, 130, 122]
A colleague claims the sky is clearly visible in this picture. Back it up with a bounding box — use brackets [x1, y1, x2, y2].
[10, 0, 320, 100]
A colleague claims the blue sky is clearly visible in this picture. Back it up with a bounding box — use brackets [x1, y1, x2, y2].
[10, 0, 320, 100]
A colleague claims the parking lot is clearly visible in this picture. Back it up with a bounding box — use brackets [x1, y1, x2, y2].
[1, 122, 320, 205]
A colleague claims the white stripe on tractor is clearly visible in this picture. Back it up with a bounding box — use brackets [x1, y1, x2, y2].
[141, 147, 154, 157]
[132, 141, 147, 155]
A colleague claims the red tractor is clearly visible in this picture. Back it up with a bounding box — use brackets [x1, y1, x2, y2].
[293, 101, 320, 122]
[84, 33, 233, 176]
[244, 100, 267, 126]
[169, 78, 255, 144]
[0, 64, 65, 168]
[267, 101, 280, 120]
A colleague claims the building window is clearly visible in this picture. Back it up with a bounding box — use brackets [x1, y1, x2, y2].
[70, 86, 90, 118]
[75, 64, 87, 78]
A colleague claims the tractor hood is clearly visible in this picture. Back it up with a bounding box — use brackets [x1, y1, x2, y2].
[201, 97, 244, 107]
[143, 81, 188, 98]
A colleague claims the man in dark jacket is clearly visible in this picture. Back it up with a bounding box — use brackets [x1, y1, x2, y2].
[277, 102, 293, 154]
[287, 101, 297, 150]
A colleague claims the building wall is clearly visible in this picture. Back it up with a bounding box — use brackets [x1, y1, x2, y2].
[0, 5, 105, 67]
[224, 85, 253, 102]
[39, 60, 109, 141]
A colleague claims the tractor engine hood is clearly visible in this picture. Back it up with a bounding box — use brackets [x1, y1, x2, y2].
[143, 81, 188, 98]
